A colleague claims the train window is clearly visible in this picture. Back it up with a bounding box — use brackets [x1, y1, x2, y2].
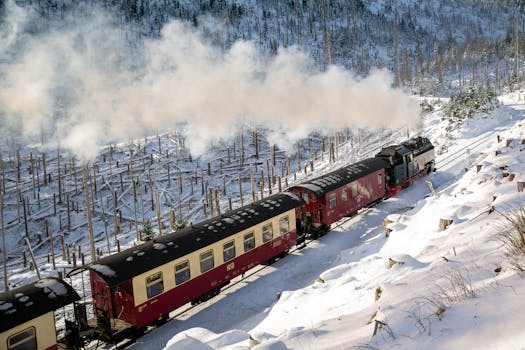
[244, 232, 256, 252]
[175, 261, 190, 285]
[279, 216, 289, 234]
[146, 272, 164, 298]
[262, 223, 273, 242]
[378, 173, 383, 185]
[200, 250, 215, 273]
[8, 327, 36, 350]
[342, 189, 348, 201]
[329, 193, 336, 208]
[223, 240, 236, 262]
[352, 183, 358, 198]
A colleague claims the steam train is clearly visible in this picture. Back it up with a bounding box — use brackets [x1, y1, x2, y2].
[0, 136, 434, 350]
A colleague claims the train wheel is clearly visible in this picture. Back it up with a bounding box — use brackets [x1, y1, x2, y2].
[278, 250, 289, 259]
[155, 314, 169, 326]
[133, 327, 145, 340]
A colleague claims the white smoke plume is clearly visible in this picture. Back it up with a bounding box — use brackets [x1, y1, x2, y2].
[0, 1, 419, 160]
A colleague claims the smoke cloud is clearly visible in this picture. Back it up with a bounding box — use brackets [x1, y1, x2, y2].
[0, 1, 419, 160]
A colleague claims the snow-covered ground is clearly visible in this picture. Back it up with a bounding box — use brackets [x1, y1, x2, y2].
[116, 93, 525, 350]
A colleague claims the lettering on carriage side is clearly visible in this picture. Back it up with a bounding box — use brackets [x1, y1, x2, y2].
[273, 239, 282, 247]
[227, 262, 235, 271]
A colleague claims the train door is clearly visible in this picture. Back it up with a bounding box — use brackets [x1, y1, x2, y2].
[90, 272, 114, 338]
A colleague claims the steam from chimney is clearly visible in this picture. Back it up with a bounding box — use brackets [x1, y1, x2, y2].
[0, 1, 418, 160]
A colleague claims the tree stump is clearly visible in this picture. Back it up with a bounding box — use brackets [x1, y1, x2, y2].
[382, 218, 393, 236]
[439, 218, 453, 231]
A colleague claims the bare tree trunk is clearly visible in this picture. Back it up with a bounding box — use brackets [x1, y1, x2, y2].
[266, 159, 272, 195]
[83, 163, 96, 262]
[57, 147, 62, 203]
[42, 152, 47, 186]
[155, 180, 162, 234]
[321, 0, 333, 65]
[25, 238, 41, 280]
[215, 189, 220, 217]
[45, 219, 56, 270]
[238, 171, 243, 207]
[1, 187, 7, 291]
[112, 186, 119, 243]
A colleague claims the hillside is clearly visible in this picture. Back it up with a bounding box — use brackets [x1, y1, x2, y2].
[126, 93, 525, 350]
[4, 0, 525, 92]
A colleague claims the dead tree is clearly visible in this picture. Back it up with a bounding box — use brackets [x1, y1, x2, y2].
[1, 186, 7, 291]
[238, 171, 243, 207]
[83, 163, 96, 262]
[25, 238, 41, 280]
[45, 219, 56, 270]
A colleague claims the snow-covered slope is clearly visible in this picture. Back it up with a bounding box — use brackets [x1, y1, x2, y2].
[124, 94, 525, 350]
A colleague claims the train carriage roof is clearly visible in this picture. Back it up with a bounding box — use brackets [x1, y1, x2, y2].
[288, 157, 388, 197]
[0, 277, 80, 333]
[88, 192, 305, 287]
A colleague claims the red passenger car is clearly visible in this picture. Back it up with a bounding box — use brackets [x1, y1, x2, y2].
[82, 193, 304, 343]
[289, 158, 388, 238]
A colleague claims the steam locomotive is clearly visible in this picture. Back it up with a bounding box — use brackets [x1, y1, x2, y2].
[0, 136, 434, 350]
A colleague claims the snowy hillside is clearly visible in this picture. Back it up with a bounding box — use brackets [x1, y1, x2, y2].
[119, 94, 525, 349]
